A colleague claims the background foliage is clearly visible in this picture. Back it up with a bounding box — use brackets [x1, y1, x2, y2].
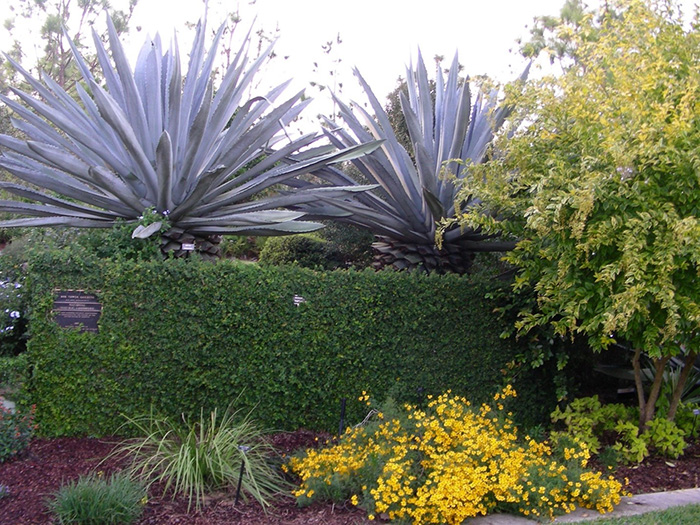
[456, 0, 700, 427]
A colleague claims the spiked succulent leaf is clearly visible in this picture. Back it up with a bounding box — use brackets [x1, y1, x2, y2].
[0, 15, 379, 251]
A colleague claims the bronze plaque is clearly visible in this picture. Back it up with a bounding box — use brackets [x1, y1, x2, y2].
[53, 290, 102, 333]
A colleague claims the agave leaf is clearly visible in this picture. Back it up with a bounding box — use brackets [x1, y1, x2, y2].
[104, 15, 151, 151]
[132, 222, 163, 239]
[178, 210, 306, 227]
[204, 185, 378, 216]
[179, 81, 215, 189]
[89, 79, 159, 200]
[165, 41, 182, 152]
[0, 13, 381, 252]
[423, 188, 445, 222]
[0, 182, 124, 219]
[155, 131, 174, 212]
[191, 221, 324, 236]
[135, 34, 164, 147]
[0, 216, 115, 228]
[0, 200, 109, 219]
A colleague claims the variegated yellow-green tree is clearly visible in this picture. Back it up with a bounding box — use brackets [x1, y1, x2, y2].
[454, 0, 700, 428]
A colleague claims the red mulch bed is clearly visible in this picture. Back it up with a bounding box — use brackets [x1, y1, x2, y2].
[2, 432, 700, 525]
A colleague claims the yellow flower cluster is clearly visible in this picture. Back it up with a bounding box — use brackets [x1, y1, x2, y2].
[288, 387, 627, 524]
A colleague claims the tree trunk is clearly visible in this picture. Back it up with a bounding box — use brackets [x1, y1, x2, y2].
[667, 351, 698, 422]
[644, 356, 670, 428]
[634, 351, 670, 430]
[632, 348, 647, 425]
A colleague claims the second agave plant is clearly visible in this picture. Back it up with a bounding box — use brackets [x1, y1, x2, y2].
[292, 53, 527, 273]
[0, 16, 377, 259]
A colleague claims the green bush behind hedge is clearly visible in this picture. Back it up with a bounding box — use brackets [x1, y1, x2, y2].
[24, 254, 562, 437]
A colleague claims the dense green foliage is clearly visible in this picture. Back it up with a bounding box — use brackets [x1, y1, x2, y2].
[23, 254, 565, 437]
[549, 396, 693, 465]
[259, 223, 372, 270]
[0, 403, 35, 462]
[259, 234, 334, 269]
[456, 0, 700, 426]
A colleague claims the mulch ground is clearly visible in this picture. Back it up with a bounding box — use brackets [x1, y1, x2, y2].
[2, 432, 700, 524]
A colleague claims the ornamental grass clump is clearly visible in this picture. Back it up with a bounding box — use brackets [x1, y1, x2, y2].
[288, 387, 626, 524]
[47, 471, 147, 525]
[117, 404, 287, 511]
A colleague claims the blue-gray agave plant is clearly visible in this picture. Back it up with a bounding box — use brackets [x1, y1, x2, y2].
[0, 17, 376, 258]
[294, 53, 527, 273]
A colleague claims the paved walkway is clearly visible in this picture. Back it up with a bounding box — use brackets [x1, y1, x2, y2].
[465, 487, 700, 524]
[0, 396, 15, 412]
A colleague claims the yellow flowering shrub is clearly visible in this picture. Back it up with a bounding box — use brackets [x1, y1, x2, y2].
[288, 387, 627, 524]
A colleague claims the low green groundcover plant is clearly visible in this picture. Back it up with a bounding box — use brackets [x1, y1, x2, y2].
[550, 396, 692, 465]
[47, 471, 147, 525]
[0, 403, 35, 462]
[288, 387, 627, 524]
[117, 403, 287, 511]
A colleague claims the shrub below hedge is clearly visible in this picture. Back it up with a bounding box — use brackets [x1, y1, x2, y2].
[24, 255, 566, 437]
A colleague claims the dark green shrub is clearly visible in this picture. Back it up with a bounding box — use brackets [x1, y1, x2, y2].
[0, 403, 35, 462]
[317, 222, 374, 269]
[25, 256, 570, 437]
[219, 235, 268, 260]
[0, 353, 29, 394]
[260, 225, 373, 270]
[75, 221, 162, 261]
[259, 233, 335, 269]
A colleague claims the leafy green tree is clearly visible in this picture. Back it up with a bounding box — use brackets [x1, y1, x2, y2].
[456, 0, 700, 427]
[519, 0, 599, 67]
[1, 0, 138, 92]
[0, 0, 138, 199]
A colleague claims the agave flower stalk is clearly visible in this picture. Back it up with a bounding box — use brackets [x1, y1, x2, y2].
[291, 52, 527, 273]
[0, 16, 378, 259]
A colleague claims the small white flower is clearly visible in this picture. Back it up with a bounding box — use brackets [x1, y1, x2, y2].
[9, 311, 20, 319]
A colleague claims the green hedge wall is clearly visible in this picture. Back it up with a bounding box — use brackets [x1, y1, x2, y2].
[24, 254, 562, 437]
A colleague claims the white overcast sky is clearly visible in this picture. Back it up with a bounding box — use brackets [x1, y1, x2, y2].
[127, 0, 566, 86]
[130, 0, 564, 84]
[123, 0, 569, 130]
[2, 0, 696, 131]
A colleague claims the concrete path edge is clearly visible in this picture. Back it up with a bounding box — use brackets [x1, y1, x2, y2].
[464, 487, 700, 524]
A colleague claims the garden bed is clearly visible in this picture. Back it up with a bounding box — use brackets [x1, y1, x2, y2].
[2, 432, 700, 524]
